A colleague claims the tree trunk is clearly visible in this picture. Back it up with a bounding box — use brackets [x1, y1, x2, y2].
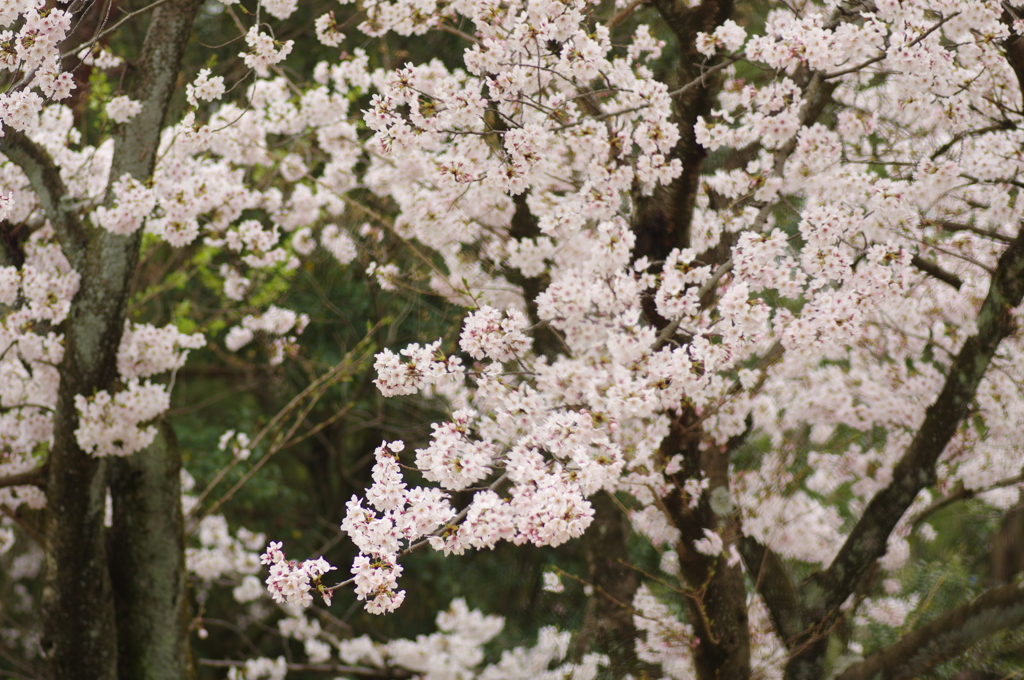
[41, 424, 118, 679]
[13, 0, 203, 672]
[571, 493, 656, 679]
[991, 505, 1024, 584]
[108, 421, 193, 680]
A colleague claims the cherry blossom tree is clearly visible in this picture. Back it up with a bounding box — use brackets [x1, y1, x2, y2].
[5, 0, 1024, 676]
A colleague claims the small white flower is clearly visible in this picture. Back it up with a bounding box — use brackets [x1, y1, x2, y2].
[542, 572, 564, 593]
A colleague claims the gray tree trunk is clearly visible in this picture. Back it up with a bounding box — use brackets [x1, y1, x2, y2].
[2, 0, 202, 674]
[109, 421, 193, 680]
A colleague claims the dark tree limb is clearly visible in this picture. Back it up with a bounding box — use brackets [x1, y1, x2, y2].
[0, 130, 89, 269]
[738, 536, 804, 646]
[910, 254, 963, 290]
[930, 220, 1014, 245]
[101, 0, 203, 676]
[658, 408, 752, 680]
[108, 421, 193, 680]
[570, 492, 657, 679]
[912, 474, 1024, 530]
[0, 221, 19, 268]
[1, 502, 44, 545]
[786, 227, 1024, 679]
[33, 0, 202, 675]
[637, 0, 734, 267]
[1001, 13, 1024, 96]
[836, 582, 1024, 680]
[0, 466, 46, 489]
[816, 227, 1024, 606]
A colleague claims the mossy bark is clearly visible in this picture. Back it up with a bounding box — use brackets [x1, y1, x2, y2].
[109, 422, 193, 680]
[4, 0, 202, 675]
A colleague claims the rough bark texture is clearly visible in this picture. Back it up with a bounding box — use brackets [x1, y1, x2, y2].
[738, 537, 803, 644]
[0, 0, 202, 675]
[0, 131, 121, 680]
[1, 131, 89, 270]
[625, 0, 754, 668]
[661, 412, 751, 680]
[109, 0, 201, 183]
[41, 411, 117, 679]
[992, 506, 1024, 584]
[103, 0, 203, 676]
[108, 422, 193, 680]
[640, 0, 733, 267]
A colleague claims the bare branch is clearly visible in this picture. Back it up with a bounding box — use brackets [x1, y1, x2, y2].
[0, 466, 46, 489]
[1, 503, 43, 545]
[653, 259, 733, 351]
[821, 13, 959, 80]
[667, 57, 742, 99]
[910, 254, 963, 290]
[738, 536, 804, 646]
[61, 0, 178, 60]
[198, 659, 412, 678]
[836, 582, 1024, 680]
[607, 0, 644, 27]
[911, 473, 1024, 528]
[930, 219, 1015, 244]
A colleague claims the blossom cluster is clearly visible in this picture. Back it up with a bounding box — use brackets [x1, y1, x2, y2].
[341, 441, 454, 613]
[260, 541, 336, 608]
[116, 322, 206, 380]
[73, 380, 170, 457]
[372, 340, 464, 397]
[187, 511, 265, 582]
[224, 306, 309, 364]
[459, 307, 532, 363]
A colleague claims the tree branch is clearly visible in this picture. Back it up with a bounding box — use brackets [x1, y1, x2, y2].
[0, 130, 89, 269]
[0, 467, 46, 489]
[930, 219, 1014, 245]
[570, 492, 655, 679]
[807, 226, 1024, 617]
[910, 254, 963, 290]
[912, 474, 1024, 529]
[738, 536, 804, 646]
[61, 0, 178, 60]
[198, 659, 413, 677]
[836, 582, 1024, 680]
[39, 0, 203, 674]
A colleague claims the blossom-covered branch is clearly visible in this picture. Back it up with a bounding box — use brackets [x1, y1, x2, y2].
[796, 227, 1024, 670]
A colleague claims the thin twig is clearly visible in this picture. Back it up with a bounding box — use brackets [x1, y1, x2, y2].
[198, 659, 412, 677]
[607, 0, 644, 28]
[61, 0, 179, 59]
[821, 12, 960, 80]
[187, 331, 378, 530]
[652, 258, 733, 351]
